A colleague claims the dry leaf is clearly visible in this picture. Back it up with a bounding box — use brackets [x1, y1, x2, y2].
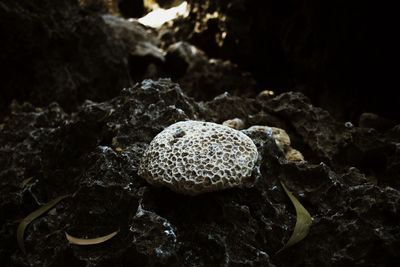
[65, 230, 119, 245]
[277, 182, 312, 254]
[17, 194, 69, 254]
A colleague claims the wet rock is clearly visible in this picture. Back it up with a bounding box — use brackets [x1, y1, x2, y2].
[1, 79, 399, 266]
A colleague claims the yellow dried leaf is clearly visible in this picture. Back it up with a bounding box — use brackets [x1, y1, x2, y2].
[277, 182, 312, 254]
[115, 147, 122, 152]
[17, 194, 69, 254]
[65, 230, 119, 245]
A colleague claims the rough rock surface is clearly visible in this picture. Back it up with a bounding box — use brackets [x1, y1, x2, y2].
[1, 0, 399, 266]
[0, 0, 131, 115]
[164, 41, 259, 100]
[102, 14, 165, 82]
[1, 79, 399, 266]
[102, 15, 164, 61]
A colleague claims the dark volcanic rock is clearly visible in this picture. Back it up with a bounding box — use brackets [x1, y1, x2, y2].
[0, 0, 131, 115]
[102, 14, 165, 82]
[1, 79, 399, 266]
[164, 41, 259, 100]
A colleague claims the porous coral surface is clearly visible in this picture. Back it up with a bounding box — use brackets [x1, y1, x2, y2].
[139, 121, 258, 195]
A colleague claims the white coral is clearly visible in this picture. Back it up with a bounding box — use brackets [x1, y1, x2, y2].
[138, 121, 258, 195]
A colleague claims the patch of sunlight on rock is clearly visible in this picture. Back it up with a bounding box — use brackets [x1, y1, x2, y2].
[139, 1, 189, 28]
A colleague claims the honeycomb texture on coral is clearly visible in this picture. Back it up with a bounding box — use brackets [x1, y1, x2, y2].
[138, 120, 258, 195]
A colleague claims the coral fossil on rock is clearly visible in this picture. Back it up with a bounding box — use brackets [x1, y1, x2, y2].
[138, 120, 258, 195]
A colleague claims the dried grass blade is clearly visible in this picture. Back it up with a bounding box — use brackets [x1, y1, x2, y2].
[277, 182, 312, 254]
[65, 230, 119, 245]
[17, 194, 69, 254]
[21, 177, 34, 188]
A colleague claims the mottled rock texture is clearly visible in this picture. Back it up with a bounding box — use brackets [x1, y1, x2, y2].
[163, 41, 259, 100]
[0, 0, 131, 115]
[1, 79, 399, 266]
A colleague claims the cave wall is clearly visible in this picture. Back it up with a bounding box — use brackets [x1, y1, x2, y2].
[181, 0, 399, 122]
